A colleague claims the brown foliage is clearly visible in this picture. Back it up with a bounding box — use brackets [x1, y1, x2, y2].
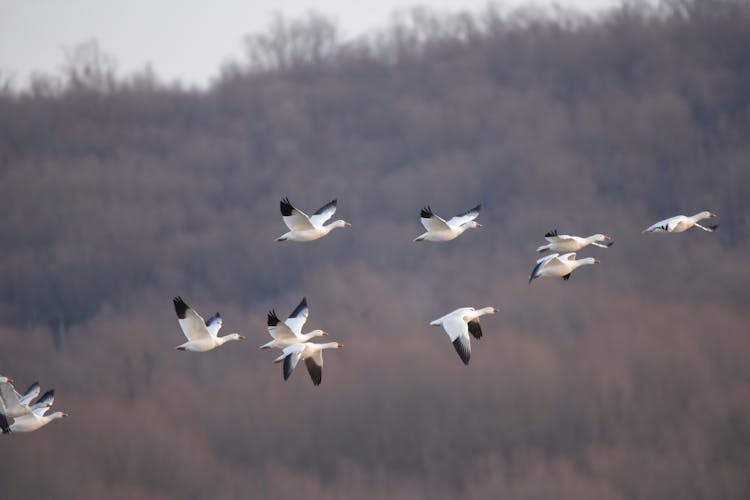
[1, 1, 749, 498]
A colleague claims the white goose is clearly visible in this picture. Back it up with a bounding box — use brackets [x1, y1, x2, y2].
[529, 252, 599, 284]
[429, 307, 498, 365]
[6, 405, 68, 433]
[260, 297, 328, 350]
[642, 211, 719, 234]
[173, 296, 245, 352]
[536, 229, 613, 253]
[0, 378, 54, 418]
[273, 341, 343, 386]
[276, 198, 351, 242]
[414, 204, 482, 242]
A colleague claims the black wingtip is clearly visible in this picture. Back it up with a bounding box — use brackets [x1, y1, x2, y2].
[36, 389, 54, 406]
[562, 273, 572, 281]
[0, 413, 9, 434]
[290, 297, 308, 318]
[267, 310, 280, 327]
[544, 229, 558, 238]
[604, 240, 615, 247]
[283, 355, 294, 381]
[23, 382, 40, 398]
[280, 197, 294, 216]
[471, 204, 482, 213]
[420, 206, 434, 218]
[468, 320, 483, 340]
[452, 338, 471, 365]
[173, 296, 188, 319]
[305, 358, 322, 386]
[708, 223, 720, 232]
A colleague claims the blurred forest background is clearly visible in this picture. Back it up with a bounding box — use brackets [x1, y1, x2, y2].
[1, 0, 749, 498]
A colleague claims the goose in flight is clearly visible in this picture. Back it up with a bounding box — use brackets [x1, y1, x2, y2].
[260, 297, 328, 350]
[529, 252, 599, 283]
[414, 204, 482, 242]
[173, 296, 245, 352]
[536, 229, 613, 253]
[642, 211, 719, 234]
[276, 198, 351, 242]
[4, 405, 68, 433]
[429, 307, 498, 365]
[0, 378, 54, 418]
[273, 342, 343, 386]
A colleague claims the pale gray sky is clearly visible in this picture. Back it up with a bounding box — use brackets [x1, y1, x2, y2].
[0, 0, 618, 88]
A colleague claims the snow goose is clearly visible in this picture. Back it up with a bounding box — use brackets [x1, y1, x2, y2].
[529, 252, 599, 284]
[642, 211, 719, 234]
[6, 405, 68, 433]
[429, 307, 498, 365]
[536, 229, 613, 253]
[260, 298, 328, 350]
[276, 198, 351, 242]
[414, 204, 482, 242]
[273, 341, 343, 386]
[173, 296, 245, 352]
[0, 378, 54, 418]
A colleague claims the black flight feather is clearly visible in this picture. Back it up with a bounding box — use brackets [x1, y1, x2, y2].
[545, 229, 558, 237]
[707, 223, 720, 232]
[280, 197, 294, 216]
[22, 382, 40, 399]
[173, 297, 189, 319]
[283, 354, 295, 381]
[452, 338, 471, 365]
[420, 206, 434, 218]
[313, 200, 336, 216]
[289, 297, 308, 318]
[456, 204, 481, 218]
[562, 273, 572, 281]
[205, 312, 221, 327]
[267, 310, 280, 327]
[529, 262, 544, 284]
[0, 413, 9, 434]
[35, 389, 54, 407]
[305, 358, 323, 386]
[468, 320, 483, 340]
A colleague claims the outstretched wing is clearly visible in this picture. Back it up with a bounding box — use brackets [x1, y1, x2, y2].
[467, 319, 482, 340]
[305, 351, 324, 386]
[205, 313, 222, 338]
[420, 206, 451, 232]
[0, 379, 22, 410]
[17, 382, 41, 407]
[173, 297, 211, 342]
[267, 310, 299, 342]
[309, 200, 337, 227]
[280, 198, 315, 231]
[281, 344, 306, 381]
[447, 204, 481, 227]
[32, 389, 55, 409]
[442, 315, 471, 365]
[285, 298, 309, 336]
[530, 253, 562, 283]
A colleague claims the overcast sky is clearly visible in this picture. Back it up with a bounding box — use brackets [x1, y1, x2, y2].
[0, 0, 618, 88]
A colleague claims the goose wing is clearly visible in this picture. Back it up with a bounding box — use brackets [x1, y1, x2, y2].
[420, 206, 451, 232]
[442, 315, 471, 365]
[17, 382, 41, 407]
[267, 310, 300, 342]
[204, 313, 222, 338]
[447, 204, 481, 227]
[284, 298, 309, 336]
[281, 344, 306, 380]
[280, 198, 315, 231]
[173, 297, 212, 342]
[0, 379, 22, 410]
[305, 350, 324, 386]
[530, 253, 563, 282]
[309, 200, 337, 228]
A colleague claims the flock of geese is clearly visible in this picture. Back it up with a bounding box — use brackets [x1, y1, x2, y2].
[0, 198, 719, 434]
